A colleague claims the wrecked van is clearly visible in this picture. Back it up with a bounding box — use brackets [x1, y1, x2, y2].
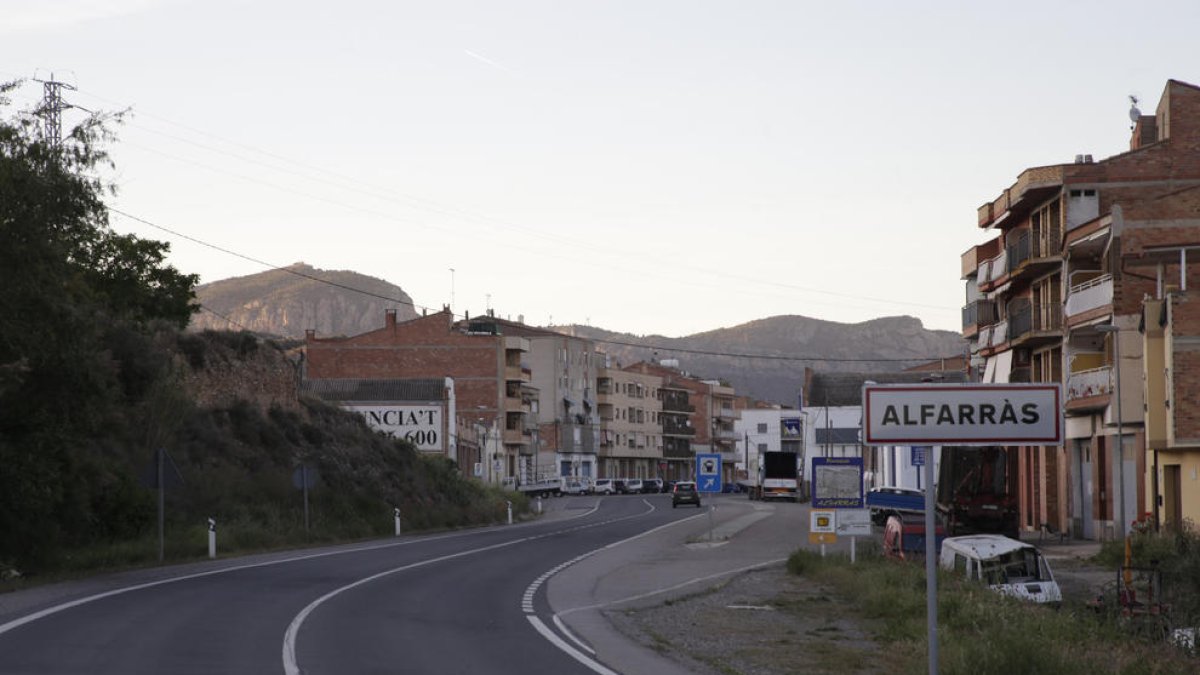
[939, 534, 1062, 605]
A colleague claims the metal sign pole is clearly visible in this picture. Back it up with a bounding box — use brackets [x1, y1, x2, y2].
[925, 445, 938, 675]
[157, 447, 165, 564]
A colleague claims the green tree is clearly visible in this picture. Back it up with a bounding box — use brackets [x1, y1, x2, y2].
[0, 80, 198, 567]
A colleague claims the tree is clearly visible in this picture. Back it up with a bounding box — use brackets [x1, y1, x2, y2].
[0, 80, 199, 566]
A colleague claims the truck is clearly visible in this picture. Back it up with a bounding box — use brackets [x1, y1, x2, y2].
[873, 445, 1020, 558]
[501, 475, 564, 498]
[750, 450, 800, 501]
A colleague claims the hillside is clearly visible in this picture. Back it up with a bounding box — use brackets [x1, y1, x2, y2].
[190, 263, 419, 337]
[190, 266, 965, 405]
[561, 315, 965, 404]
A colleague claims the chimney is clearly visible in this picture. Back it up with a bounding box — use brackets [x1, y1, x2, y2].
[385, 308, 397, 330]
[1131, 115, 1158, 150]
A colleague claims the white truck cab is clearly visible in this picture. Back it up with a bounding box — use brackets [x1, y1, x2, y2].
[939, 534, 1062, 605]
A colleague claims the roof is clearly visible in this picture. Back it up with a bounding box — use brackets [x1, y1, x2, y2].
[301, 378, 446, 403]
[941, 535, 1034, 560]
[805, 370, 969, 407]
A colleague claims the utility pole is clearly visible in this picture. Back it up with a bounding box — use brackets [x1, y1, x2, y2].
[34, 73, 77, 148]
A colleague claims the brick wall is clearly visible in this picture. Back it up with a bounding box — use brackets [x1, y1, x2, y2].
[306, 310, 505, 423]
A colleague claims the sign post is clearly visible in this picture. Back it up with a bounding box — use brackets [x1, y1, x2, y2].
[862, 383, 1063, 675]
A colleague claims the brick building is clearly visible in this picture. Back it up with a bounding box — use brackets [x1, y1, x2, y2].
[1123, 186, 1200, 531]
[303, 308, 533, 484]
[960, 79, 1200, 539]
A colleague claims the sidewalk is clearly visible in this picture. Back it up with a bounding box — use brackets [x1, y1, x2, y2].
[1018, 529, 1103, 561]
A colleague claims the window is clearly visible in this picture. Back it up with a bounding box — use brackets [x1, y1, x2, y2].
[757, 423, 768, 433]
[757, 443, 768, 452]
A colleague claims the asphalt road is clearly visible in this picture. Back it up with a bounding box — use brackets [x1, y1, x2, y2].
[0, 494, 719, 675]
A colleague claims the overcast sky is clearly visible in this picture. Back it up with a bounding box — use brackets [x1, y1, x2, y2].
[3, 1, 1197, 337]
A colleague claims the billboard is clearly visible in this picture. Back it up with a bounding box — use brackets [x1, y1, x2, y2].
[344, 405, 444, 451]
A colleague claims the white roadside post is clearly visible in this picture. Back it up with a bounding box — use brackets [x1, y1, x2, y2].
[506, 500, 513, 525]
[207, 518, 216, 559]
[536, 496, 542, 514]
[394, 507, 401, 537]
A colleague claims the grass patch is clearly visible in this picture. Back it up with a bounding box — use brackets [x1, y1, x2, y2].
[786, 549, 1198, 674]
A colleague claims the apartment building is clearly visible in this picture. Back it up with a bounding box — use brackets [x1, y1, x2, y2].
[961, 79, 1200, 539]
[472, 317, 602, 480]
[1126, 187, 1200, 531]
[303, 308, 533, 484]
[596, 365, 663, 479]
[734, 406, 805, 489]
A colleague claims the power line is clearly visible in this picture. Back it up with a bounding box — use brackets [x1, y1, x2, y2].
[77, 87, 959, 315]
[114, 209, 947, 364]
[110, 208, 430, 314]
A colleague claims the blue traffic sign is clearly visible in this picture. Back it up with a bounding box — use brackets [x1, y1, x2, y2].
[911, 446, 929, 467]
[695, 453, 722, 493]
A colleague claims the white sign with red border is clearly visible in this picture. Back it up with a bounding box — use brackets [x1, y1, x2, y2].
[862, 383, 1062, 446]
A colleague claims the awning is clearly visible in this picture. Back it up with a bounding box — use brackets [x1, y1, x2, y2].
[993, 350, 1014, 384]
[983, 357, 997, 383]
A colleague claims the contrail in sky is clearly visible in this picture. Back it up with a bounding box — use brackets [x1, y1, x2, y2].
[463, 49, 518, 75]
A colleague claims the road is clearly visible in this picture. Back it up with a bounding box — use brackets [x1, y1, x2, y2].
[0, 492, 802, 675]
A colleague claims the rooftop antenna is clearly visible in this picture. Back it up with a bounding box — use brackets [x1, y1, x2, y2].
[1129, 95, 1141, 130]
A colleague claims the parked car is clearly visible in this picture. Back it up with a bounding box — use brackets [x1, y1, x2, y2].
[612, 478, 628, 494]
[644, 478, 664, 494]
[938, 535, 1062, 605]
[672, 481, 702, 508]
[593, 478, 615, 495]
[562, 480, 588, 496]
[625, 478, 644, 494]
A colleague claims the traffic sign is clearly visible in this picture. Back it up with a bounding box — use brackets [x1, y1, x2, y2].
[809, 510, 837, 545]
[911, 446, 928, 467]
[863, 383, 1062, 446]
[695, 453, 722, 493]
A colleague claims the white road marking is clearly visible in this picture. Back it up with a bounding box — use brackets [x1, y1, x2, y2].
[527, 616, 620, 675]
[0, 497, 600, 639]
[283, 499, 656, 674]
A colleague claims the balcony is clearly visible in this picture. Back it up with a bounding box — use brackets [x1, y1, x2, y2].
[715, 405, 736, 420]
[989, 320, 1008, 349]
[1009, 302, 1062, 347]
[962, 298, 997, 337]
[962, 237, 1002, 278]
[1065, 274, 1113, 320]
[979, 250, 1008, 290]
[713, 428, 739, 441]
[1067, 366, 1112, 402]
[662, 420, 695, 436]
[979, 165, 1065, 228]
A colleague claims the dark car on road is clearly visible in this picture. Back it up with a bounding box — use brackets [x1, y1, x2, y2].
[672, 481, 701, 508]
[644, 478, 664, 494]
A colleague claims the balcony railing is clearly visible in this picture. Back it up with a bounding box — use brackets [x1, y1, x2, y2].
[984, 250, 1008, 284]
[1065, 274, 1113, 317]
[662, 421, 695, 436]
[1009, 303, 1061, 340]
[1067, 366, 1112, 400]
[962, 299, 997, 331]
[990, 320, 1008, 348]
[1007, 233, 1031, 271]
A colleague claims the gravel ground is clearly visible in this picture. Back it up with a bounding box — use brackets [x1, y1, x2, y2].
[607, 565, 889, 675]
[606, 555, 1118, 675]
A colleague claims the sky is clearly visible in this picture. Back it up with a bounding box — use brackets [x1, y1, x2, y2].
[3, 1, 1198, 337]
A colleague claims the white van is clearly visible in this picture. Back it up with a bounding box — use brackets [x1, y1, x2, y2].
[938, 535, 1062, 605]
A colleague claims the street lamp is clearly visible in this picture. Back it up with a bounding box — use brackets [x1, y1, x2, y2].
[1096, 323, 1126, 538]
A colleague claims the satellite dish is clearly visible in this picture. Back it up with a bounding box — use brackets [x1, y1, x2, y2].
[1129, 95, 1142, 123]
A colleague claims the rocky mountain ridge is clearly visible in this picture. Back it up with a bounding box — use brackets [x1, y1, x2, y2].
[190, 266, 965, 404]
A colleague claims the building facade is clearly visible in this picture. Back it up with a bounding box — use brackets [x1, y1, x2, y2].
[304, 308, 533, 484]
[961, 79, 1200, 539]
[596, 365, 664, 479]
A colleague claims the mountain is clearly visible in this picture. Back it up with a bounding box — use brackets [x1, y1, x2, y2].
[189, 263, 419, 337]
[191, 267, 965, 404]
[559, 315, 966, 404]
